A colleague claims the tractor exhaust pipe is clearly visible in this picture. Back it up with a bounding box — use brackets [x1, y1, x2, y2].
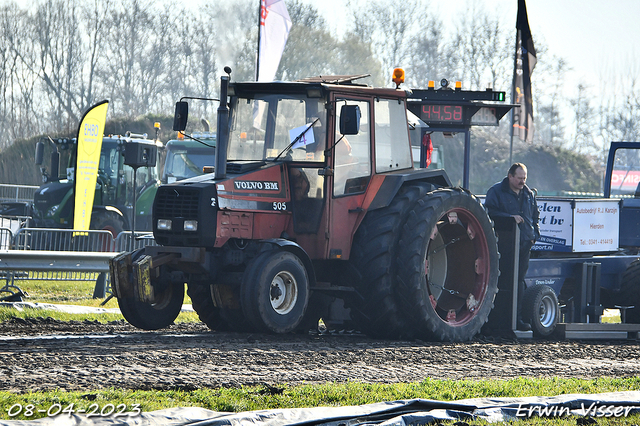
[215, 67, 232, 180]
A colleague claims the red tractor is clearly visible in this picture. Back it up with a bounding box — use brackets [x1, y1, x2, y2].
[110, 68, 506, 341]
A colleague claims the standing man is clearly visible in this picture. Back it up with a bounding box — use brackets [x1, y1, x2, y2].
[485, 163, 540, 331]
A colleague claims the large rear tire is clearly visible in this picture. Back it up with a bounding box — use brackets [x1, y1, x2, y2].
[395, 188, 499, 342]
[240, 250, 309, 333]
[348, 184, 432, 338]
[522, 284, 559, 337]
[91, 210, 125, 238]
[91, 211, 125, 251]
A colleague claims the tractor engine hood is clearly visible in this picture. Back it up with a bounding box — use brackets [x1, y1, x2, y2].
[152, 162, 289, 247]
[33, 180, 73, 224]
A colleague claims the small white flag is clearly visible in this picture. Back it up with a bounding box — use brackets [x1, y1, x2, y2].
[289, 123, 316, 150]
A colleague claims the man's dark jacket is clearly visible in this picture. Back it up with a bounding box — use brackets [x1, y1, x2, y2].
[484, 177, 540, 243]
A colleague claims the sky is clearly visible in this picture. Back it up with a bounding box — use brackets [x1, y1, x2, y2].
[308, 0, 640, 97]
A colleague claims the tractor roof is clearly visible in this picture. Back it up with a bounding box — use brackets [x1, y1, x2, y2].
[230, 78, 407, 99]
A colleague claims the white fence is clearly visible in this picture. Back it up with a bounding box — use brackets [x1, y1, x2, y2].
[0, 184, 38, 204]
[0, 227, 157, 299]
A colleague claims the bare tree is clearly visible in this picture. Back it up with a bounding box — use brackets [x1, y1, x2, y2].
[0, 3, 40, 147]
[351, 0, 423, 78]
[407, 16, 453, 87]
[570, 83, 597, 154]
[451, 5, 511, 90]
[99, 0, 173, 117]
[535, 57, 569, 147]
[78, 0, 113, 110]
[34, 0, 85, 131]
[276, 1, 384, 83]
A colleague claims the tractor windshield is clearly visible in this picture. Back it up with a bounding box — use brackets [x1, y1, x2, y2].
[163, 138, 216, 183]
[228, 93, 326, 163]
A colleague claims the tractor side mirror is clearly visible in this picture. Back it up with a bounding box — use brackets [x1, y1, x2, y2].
[173, 101, 189, 132]
[35, 141, 44, 165]
[339, 105, 361, 135]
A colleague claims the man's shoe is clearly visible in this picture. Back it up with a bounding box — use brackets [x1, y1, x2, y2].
[517, 319, 532, 331]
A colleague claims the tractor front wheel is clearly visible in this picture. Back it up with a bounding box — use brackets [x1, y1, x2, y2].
[240, 250, 309, 334]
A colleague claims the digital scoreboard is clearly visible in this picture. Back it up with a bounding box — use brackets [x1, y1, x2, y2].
[406, 88, 512, 128]
[419, 104, 464, 125]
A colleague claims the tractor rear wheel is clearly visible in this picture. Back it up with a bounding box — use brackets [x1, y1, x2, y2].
[395, 188, 499, 342]
[522, 284, 559, 337]
[348, 184, 432, 338]
[91, 210, 125, 238]
[240, 250, 309, 333]
[117, 251, 184, 330]
[91, 210, 125, 251]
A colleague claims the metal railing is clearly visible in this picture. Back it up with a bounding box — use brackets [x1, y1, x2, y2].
[0, 184, 38, 204]
[0, 228, 157, 300]
[0, 228, 11, 250]
[0, 216, 31, 235]
[0, 250, 116, 273]
[13, 228, 115, 252]
[114, 231, 158, 252]
[11, 228, 156, 252]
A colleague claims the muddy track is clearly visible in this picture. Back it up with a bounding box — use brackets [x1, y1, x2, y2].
[0, 318, 639, 393]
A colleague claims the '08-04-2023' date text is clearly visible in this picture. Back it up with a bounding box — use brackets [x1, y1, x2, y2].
[6, 403, 141, 418]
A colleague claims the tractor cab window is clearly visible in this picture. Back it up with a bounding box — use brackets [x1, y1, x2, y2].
[163, 145, 215, 183]
[228, 94, 326, 163]
[374, 99, 413, 173]
[334, 99, 371, 197]
[99, 144, 120, 187]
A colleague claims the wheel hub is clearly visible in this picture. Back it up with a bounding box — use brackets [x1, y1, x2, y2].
[269, 271, 298, 315]
[426, 206, 492, 326]
[539, 295, 557, 327]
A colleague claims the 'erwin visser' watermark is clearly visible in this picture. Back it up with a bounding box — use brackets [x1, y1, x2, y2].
[516, 402, 635, 418]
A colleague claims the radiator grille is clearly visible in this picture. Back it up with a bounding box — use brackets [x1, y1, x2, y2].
[155, 187, 200, 219]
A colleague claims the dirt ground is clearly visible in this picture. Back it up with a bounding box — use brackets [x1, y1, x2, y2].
[0, 317, 638, 393]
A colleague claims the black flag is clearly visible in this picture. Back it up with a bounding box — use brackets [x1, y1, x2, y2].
[512, 0, 536, 142]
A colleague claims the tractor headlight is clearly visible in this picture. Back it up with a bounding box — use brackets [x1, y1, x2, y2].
[46, 204, 60, 218]
[184, 220, 198, 231]
[157, 219, 172, 230]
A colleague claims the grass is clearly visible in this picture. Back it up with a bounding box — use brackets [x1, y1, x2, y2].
[1, 279, 639, 424]
[0, 276, 198, 323]
[0, 379, 639, 423]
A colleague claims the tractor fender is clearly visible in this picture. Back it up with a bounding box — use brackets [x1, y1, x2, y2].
[368, 169, 452, 211]
[258, 239, 317, 287]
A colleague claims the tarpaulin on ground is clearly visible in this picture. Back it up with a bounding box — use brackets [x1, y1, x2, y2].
[1, 392, 639, 425]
